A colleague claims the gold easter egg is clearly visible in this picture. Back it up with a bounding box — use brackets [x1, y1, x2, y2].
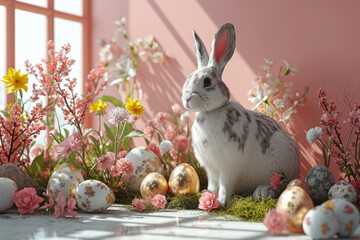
[287, 178, 310, 195]
[168, 163, 200, 197]
[276, 186, 314, 233]
[140, 173, 168, 198]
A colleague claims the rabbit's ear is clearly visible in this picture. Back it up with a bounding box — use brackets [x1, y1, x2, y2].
[209, 23, 235, 73]
[193, 30, 209, 69]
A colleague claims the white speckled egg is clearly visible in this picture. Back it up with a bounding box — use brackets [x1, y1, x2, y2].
[75, 180, 115, 212]
[302, 205, 339, 239]
[0, 178, 17, 212]
[323, 199, 360, 237]
[122, 146, 164, 191]
[305, 165, 335, 203]
[47, 163, 84, 200]
[328, 182, 358, 204]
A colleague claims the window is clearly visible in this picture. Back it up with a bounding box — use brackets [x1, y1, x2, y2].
[0, 0, 91, 110]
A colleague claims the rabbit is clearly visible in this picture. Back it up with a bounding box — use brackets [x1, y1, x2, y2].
[182, 23, 300, 207]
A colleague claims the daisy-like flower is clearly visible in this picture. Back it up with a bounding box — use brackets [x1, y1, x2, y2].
[108, 107, 130, 126]
[1, 67, 29, 94]
[125, 98, 145, 117]
[306, 127, 323, 145]
[90, 99, 108, 115]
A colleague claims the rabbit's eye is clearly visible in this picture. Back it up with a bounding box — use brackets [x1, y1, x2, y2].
[203, 77, 211, 88]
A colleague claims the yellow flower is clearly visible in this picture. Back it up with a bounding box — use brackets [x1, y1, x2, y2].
[125, 98, 145, 117]
[22, 114, 28, 120]
[90, 99, 108, 114]
[6, 103, 13, 109]
[1, 68, 29, 94]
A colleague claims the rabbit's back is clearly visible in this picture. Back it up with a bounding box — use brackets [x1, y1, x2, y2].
[192, 101, 299, 193]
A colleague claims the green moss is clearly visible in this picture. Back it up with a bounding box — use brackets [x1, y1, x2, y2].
[216, 195, 277, 222]
[166, 194, 201, 210]
[114, 189, 140, 205]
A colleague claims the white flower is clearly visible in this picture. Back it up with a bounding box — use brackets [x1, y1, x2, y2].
[114, 17, 126, 27]
[99, 44, 113, 62]
[180, 111, 190, 122]
[306, 127, 323, 145]
[151, 52, 166, 64]
[282, 60, 298, 72]
[264, 58, 274, 66]
[110, 55, 136, 85]
[144, 35, 154, 45]
[159, 140, 173, 153]
[108, 107, 130, 126]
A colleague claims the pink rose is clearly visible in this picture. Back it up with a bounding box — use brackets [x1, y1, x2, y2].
[110, 164, 121, 177]
[263, 209, 288, 235]
[198, 190, 219, 212]
[151, 194, 167, 210]
[148, 143, 161, 158]
[13, 187, 44, 214]
[132, 198, 146, 211]
[269, 172, 283, 189]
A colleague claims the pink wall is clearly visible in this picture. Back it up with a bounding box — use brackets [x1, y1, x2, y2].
[92, 0, 360, 179]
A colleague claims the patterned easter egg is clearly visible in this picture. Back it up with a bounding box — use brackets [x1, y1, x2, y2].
[302, 205, 339, 239]
[122, 146, 164, 191]
[47, 163, 84, 200]
[0, 178, 18, 212]
[75, 180, 115, 212]
[323, 199, 360, 237]
[328, 182, 358, 204]
[276, 186, 314, 233]
[286, 178, 310, 195]
[305, 165, 335, 204]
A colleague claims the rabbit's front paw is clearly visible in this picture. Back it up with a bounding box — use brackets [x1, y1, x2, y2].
[252, 185, 280, 200]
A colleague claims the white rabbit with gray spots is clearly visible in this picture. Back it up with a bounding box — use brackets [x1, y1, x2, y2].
[182, 23, 299, 207]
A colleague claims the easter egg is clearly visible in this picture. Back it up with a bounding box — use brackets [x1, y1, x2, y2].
[323, 199, 360, 237]
[47, 163, 84, 200]
[302, 205, 339, 239]
[75, 180, 115, 212]
[122, 146, 164, 191]
[276, 186, 314, 233]
[287, 178, 310, 195]
[305, 165, 335, 204]
[0, 178, 18, 212]
[140, 173, 168, 198]
[168, 163, 200, 197]
[328, 182, 358, 204]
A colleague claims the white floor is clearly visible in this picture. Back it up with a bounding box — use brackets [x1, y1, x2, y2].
[0, 205, 359, 240]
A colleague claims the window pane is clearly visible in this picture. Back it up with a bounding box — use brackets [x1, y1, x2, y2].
[55, 0, 82, 16]
[54, 17, 83, 133]
[17, 0, 47, 7]
[0, 6, 5, 110]
[15, 9, 47, 145]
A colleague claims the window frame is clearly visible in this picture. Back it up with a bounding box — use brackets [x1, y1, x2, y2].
[0, 0, 91, 105]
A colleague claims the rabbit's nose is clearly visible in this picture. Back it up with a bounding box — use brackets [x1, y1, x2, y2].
[183, 91, 192, 102]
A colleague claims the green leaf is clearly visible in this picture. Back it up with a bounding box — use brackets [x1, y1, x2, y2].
[51, 133, 62, 144]
[322, 146, 328, 167]
[284, 68, 291, 76]
[104, 123, 115, 141]
[31, 151, 44, 173]
[125, 130, 144, 138]
[64, 128, 70, 138]
[99, 95, 124, 107]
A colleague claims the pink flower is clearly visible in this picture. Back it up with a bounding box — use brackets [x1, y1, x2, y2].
[346, 108, 360, 126]
[65, 198, 78, 218]
[132, 198, 146, 211]
[173, 135, 188, 151]
[56, 132, 83, 159]
[110, 164, 121, 177]
[321, 111, 341, 126]
[198, 190, 219, 212]
[13, 187, 43, 214]
[269, 172, 283, 189]
[171, 103, 183, 116]
[263, 209, 288, 235]
[39, 193, 55, 209]
[164, 126, 176, 140]
[53, 192, 66, 217]
[117, 158, 133, 175]
[117, 150, 128, 159]
[143, 125, 154, 135]
[108, 107, 130, 126]
[97, 152, 115, 172]
[154, 112, 168, 123]
[148, 143, 161, 157]
[151, 194, 167, 210]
